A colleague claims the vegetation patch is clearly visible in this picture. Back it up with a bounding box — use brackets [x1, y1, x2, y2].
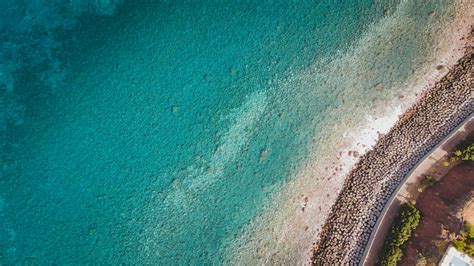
[443, 141, 474, 167]
[378, 203, 421, 266]
[417, 175, 435, 193]
[452, 222, 474, 256]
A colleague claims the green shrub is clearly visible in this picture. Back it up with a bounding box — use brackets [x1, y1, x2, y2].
[379, 203, 421, 266]
[420, 175, 434, 187]
[453, 239, 466, 251]
[451, 222, 474, 256]
[465, 241, 474, 256]
[443, 141, 474, 166]
[418, 176, 436, 192]
[450, 142, 474, 162]
[465, 222, 474, 238]
[383, 246, 403, 265]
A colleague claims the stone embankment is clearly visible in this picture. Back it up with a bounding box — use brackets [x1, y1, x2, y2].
[311, 49, 473, 265]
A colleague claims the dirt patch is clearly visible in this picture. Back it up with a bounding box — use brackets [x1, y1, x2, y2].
[400, 162, 474, 265]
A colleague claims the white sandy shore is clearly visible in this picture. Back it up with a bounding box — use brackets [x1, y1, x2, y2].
[227, 1, 474, 264]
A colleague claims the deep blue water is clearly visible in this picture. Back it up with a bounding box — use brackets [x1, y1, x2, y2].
[0, 0, 459, 264]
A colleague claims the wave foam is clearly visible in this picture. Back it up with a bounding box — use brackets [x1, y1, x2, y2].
[227, 1, 473, 264]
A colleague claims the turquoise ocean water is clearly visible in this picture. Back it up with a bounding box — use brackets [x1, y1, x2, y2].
[0, 1, 466, 264]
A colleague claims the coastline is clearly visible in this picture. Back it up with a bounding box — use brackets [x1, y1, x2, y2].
[227, 2, 473, 264]
[3, 2, 473, 264]
[362, 115, 474, 265]
[311, 44, 474, 264]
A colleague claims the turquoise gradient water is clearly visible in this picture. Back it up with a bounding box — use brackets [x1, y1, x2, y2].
[0, 1, 462, 264]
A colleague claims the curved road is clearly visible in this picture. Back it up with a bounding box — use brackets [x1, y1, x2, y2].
[361, 115, 474, 265]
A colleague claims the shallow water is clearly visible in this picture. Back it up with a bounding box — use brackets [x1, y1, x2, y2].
[0, 0, 468, 264]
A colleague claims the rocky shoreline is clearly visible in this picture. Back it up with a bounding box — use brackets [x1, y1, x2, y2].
[311, 47, 473, 265]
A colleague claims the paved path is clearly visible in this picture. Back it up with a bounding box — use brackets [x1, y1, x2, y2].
[361, 115, 474, 265]
[312, 52, 473, 264]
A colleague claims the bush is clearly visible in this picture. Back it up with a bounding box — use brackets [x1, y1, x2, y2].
[465, 241, 474, 256]
[379, 203, 421, 266]
[415, 253, 427, 266]
[443, 141, 474, 166]
[465, 222, 474, 238]
[453, 239, 465, 251]
[418, 176, 435, 192]
[452, 222, 474, 256]
[420, 175, 434, 186]
[450, 142, 474, 162]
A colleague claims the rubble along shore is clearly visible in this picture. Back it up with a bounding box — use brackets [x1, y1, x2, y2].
[311, 48, 473, 265]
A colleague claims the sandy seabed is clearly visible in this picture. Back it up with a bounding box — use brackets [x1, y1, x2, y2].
[227, 1, 474, 264]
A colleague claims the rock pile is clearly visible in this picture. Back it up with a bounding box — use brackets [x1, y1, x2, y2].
[311, 50, 473, 265]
